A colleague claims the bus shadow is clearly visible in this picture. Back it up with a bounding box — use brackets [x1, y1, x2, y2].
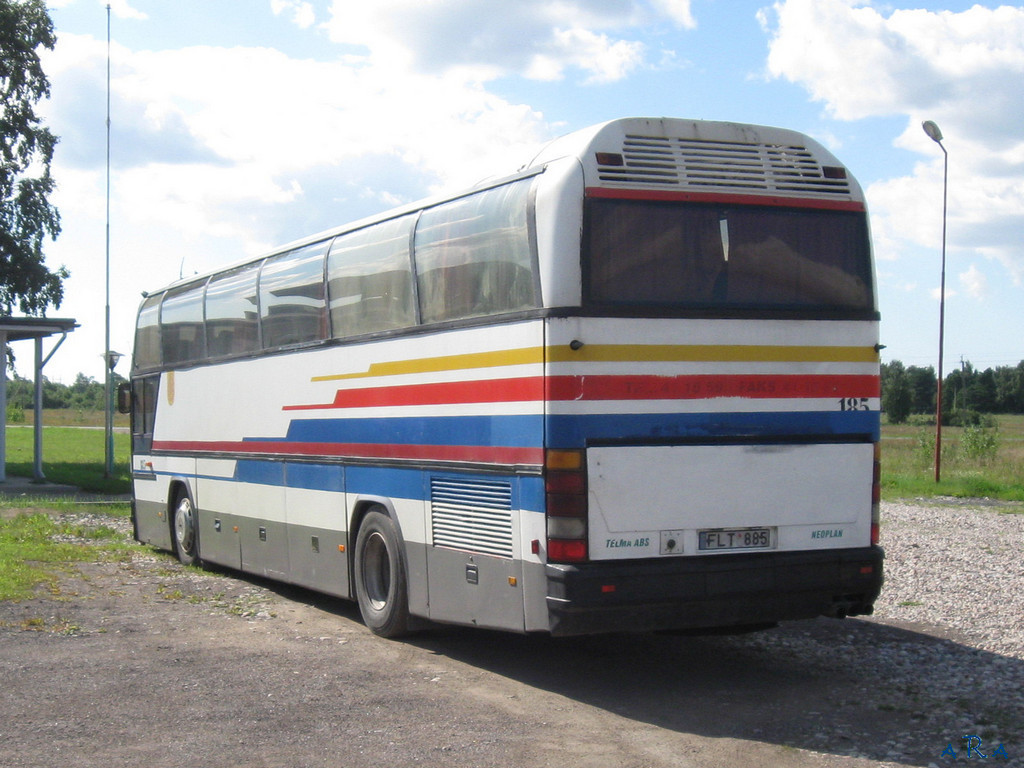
[206, 568, 1020, 766]
[408, 617, 1023, 766]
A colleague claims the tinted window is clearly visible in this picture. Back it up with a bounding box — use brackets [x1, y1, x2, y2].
[133, 294, 162, 371]
[130, 374, 159, 454]
[260, 241, 329, 349]
[415, 179, 537, 324]
[586, 199, 873, 312]
[328, 215, 415, 338]
[161, 283, 207, 365]
[206, 265, 260, 358]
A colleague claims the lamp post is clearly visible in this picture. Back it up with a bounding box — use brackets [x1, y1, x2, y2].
[922, 119, 947, 482]
[104, 3, 113, 477]
[103, 350, 122, 478]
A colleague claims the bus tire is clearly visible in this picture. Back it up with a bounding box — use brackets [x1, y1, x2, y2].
[171, 491, 199, 567]
[354, 508, 411, 638]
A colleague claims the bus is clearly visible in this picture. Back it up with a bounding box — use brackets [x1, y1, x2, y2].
[123, 117, 883, 638]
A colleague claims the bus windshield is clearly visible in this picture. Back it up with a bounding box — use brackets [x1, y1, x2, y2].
[585, 198, 874, 313]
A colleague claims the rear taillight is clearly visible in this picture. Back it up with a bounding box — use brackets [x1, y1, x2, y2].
[871, 442, 881, 545]
[546, 449, 588, 563]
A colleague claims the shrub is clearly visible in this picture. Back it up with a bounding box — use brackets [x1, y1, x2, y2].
[960, 425, 998, 463]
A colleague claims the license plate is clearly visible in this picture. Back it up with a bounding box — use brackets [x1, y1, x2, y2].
[698, 527, 773, 551]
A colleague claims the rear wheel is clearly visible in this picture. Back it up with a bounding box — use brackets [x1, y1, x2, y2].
[354, 509, 411, 638]
[172, 492, 199, 566]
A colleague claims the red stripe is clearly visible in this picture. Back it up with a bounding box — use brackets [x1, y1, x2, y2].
[152, 440, 543, 465]
[585, 186, 866, 212]
[548, 374, 880, 401]
[284, 377, 544, 411]
[285, 374, 879, 410]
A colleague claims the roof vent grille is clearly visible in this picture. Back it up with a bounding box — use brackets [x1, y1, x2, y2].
[595, 134, 852, 196]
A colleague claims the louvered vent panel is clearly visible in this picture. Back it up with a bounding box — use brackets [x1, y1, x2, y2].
[595, 135, 851, 195]
[431, 478, 514, 558]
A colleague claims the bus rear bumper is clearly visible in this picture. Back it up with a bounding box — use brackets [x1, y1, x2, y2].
[545, 546, 884, 637]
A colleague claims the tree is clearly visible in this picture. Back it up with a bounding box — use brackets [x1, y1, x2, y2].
[881, 361, 912, 424]
[907, 365, 936, 415]
[0, 0, 67, 316]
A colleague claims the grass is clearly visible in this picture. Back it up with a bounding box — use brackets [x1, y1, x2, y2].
[5, 410, 131, 494]
[0, 503, 133, 601]
[880, 414, 1024, 501]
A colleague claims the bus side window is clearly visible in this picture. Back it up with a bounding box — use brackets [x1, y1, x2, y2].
[161, 283, 207, 366]
[327, 215, 416, 338]
[260, 241, 330, 349]
[130, 375, 160, 454]
[414, 179, 537, 324]
[205, 265, 260, 358]
[133, 294, 162, 371]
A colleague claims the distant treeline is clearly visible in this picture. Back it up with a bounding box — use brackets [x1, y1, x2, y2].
[4, 372, 127, 413]
[882, 360, 1024, 424]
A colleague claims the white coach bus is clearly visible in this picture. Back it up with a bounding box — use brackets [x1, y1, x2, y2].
[122, 117, 883, 637]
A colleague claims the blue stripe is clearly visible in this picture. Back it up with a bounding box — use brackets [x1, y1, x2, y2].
[235, 460, 284, 486]
[281, 415, 544, 447]
[261, 411, 877, 452]
[518, 475, 545, 514]
[346, 464, 425, 500]
[545, 410, 880, 447]
[287, 463, 345, 492]
[219, 459, 542, 512]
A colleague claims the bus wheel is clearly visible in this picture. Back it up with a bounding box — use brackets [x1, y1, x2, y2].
[172, 492, 199, 567]
[354, 509, 411, 638]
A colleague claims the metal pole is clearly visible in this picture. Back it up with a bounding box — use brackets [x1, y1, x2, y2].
[933, 141, 948, 483]
[33, 338, 45, 481]
[104, 4, 113, 477]
[0, 330, 6, 483]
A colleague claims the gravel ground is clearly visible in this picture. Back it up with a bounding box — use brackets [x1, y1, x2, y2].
[2, 499, 1023, 767]
[877, 499, 1024, 658]
[740, 498, 1024, 764]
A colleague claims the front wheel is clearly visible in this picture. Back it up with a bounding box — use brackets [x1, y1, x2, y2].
[172, 493, 199, 567]
[354, 509, 411, 638]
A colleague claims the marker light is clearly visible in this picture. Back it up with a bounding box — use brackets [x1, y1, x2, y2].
[545, 449, 588, 563]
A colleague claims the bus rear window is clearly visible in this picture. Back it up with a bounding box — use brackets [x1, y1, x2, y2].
[585, 199, 873, 313]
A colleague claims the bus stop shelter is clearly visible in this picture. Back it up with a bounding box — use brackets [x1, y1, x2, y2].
[0, 317, 79, 484]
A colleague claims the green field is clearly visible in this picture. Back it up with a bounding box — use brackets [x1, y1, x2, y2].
[4, 410, 131, 494]
[4, 410, 1024, 500]
[879, 413, 1024, 501]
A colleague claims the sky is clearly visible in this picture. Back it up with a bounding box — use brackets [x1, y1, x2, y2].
[21, 0, 1024, 383]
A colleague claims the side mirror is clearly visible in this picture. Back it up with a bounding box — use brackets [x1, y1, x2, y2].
[117, 381, 132, 414]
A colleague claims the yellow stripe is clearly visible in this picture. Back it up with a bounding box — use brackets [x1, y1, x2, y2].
[312, 347, 544, 382]
[312, 343, 876, 381]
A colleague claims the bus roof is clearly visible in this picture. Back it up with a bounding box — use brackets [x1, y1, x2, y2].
[523, 117, 864, 204]
[148, 117, 864, 296]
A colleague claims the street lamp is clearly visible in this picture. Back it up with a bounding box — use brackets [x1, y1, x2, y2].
[922, 119, 947, 482]
[103, 350, 122, 478]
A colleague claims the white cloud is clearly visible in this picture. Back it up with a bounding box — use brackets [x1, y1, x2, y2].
[959, 264, 988, 300]
[761, 0, 1024, 284]
[47, 0, 146, 19]
[761, 2, 1024, 128]
[38, 27, 561, 381]
[108, 0, 147, 21]
[270, 0, 316, 29]
[323, 0, 692, 83]
[650, 0, 696, 28]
